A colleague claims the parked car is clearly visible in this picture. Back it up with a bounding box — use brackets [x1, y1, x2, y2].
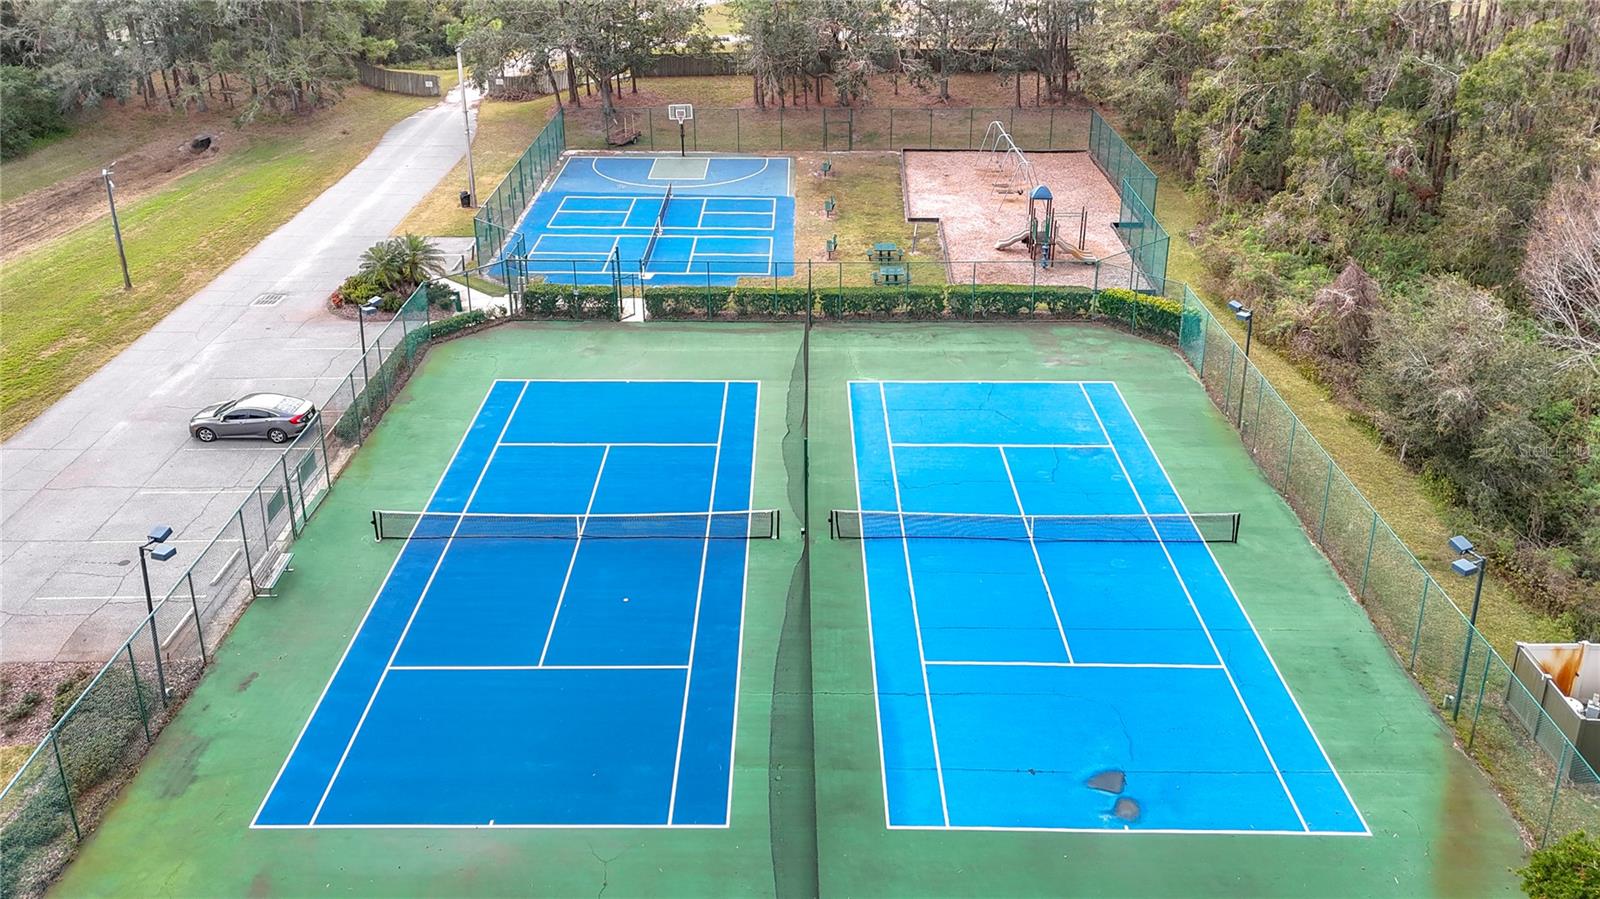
[189, 393, 316, 444]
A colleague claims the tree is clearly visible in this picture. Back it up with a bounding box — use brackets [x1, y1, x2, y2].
[458, 0, 565, 107]
[556, 0, 699, 118]
[1522, 173, 1600, 372]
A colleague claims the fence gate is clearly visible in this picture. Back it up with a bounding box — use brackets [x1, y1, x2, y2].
[822, 108, 853, 151]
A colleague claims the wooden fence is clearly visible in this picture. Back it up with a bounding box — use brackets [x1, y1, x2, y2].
[355, 61, 441, 97]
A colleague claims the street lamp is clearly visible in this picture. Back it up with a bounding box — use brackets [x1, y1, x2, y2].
[356, 299, 381, 384]
[1227, 301, 1254, 427]
[138, 525, 177, 703]
[456, 46, 477, 207]
[1449, 534, 1488, 720]
[103, 163, 132, 290]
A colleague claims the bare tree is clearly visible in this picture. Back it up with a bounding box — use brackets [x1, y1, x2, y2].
[1522, 172, 1600, 371]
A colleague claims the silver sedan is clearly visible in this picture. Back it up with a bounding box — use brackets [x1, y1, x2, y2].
[189, 393, 316, 444]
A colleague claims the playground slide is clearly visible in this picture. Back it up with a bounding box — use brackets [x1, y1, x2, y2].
[1055, 240, 1098, 264]
[995, 230, 1032, 251]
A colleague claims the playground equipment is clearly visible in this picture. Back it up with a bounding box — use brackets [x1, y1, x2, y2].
[980, 121, 1038, 196]
[994, 185, 1097, 268]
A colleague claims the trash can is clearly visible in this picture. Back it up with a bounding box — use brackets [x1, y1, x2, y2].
[459, 190, 473, 208]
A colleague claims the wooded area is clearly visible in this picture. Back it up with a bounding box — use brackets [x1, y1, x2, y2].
[1080, 0, 1600, 630]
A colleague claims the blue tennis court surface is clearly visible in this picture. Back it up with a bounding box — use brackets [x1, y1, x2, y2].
[849, 380, 1367, 834]
[506, 154, 795, 286]
[255, 379, 760, 828]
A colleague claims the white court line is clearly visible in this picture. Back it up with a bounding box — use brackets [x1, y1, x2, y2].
[390, 664, 688, 672]
[252, 384, 504, 828]
[1080, 383, 1309, 833]
[499, 442, 718, 448]
[255, 821, 726, 831]
[721, 380, 760, 827]
[887, 824, 1369, 836]
[892, 442, 1111, 449]
[848, 387, 896, 830]
[925, 660, 1224, 670]
[308, 382, 531, 825]
[996, 447, 1074, 664]
[879, 381, 952, 827]
[1105, 382, 1370, 835]
[586, 156, 788, 192]
[536, 446, 611, 665]
[666, 382, 730, 824]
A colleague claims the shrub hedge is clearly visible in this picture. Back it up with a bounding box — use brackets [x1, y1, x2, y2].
[636, 283, 1183, 338]
[519, 284, 619, 319]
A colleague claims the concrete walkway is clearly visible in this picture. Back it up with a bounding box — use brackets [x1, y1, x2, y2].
[0, 85, 480, 662]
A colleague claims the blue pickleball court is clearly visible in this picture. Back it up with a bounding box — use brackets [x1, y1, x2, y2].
[846, 380, 1367, 835]
[254, 379, 765, 828]
[504, 154, 796, 286]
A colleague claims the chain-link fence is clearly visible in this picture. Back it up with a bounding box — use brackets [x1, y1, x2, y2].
[562, 106, 1092, 155]
[1178, 290, 1600, 847]
[472, 109, 566, 264]
[1089, 108, 1156, 213]
[0, 285, 476, 899]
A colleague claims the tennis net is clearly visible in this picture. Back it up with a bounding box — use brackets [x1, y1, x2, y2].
[372, 507, 779, 541]
[640, 184, 673, 271]
[828, 510, 1240, 543]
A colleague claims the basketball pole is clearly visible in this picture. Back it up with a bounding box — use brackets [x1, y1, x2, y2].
[678, 120, 686, 157]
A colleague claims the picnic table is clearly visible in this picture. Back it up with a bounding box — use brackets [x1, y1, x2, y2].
[868, 242, 904, 263]
[872, 265, 909, 287]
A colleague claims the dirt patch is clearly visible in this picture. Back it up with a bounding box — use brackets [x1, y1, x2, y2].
[0, 661, 97, 746]
[903, 150, 1126, 287]
[0, 133, 222, 261]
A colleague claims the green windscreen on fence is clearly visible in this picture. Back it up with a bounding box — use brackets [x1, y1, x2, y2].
[473, 109, 567, 263]
[1116, 176, 1169, 289]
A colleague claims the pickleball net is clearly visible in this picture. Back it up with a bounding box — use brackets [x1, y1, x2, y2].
[640, 183, 673, 271]
[372, 507, 779, 541]
[828, 510, 1240, 543]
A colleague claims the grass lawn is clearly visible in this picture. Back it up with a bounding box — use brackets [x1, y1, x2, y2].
[789, 151, 944, 286]
[395, 94, 560, 238]
[0, 744, 31, 786]
[1155, 168, 1567, 658]
[0, 85, 448, 438]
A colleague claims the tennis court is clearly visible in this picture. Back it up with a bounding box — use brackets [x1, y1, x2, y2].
[505, 154, 796, 285]
[845, 380, 1367, 834]
[254, 378, 768, 827]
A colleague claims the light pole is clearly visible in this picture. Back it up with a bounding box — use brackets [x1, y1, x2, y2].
[456, 46, 477, 207]
[356, 300, 380, 384]
[1227, 300, 1254, 427]
[103, 164, 132, 290]
[1449, 534, 1488, 720]
[138, 525, 177, 704]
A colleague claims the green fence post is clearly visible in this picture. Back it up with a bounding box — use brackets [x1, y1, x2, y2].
[735, 109, 741, 153]
[1283, 420, 1297, 489]
[822, 108, 828, 150]
[1252, 374, 1265, 435]
[51, 731, 81, 839]
[889, 109, 895, 148]
[1317, 459, 1334, 543]
[187, 571, 207, 662]
[968, 108, 974, 148]
[849, 108, 855, 151]
[1409, 575, 1429, 670]
[237, 509, 258, 597]
[648, 109, 655, 150]
[1542, 743, 1569, 847]
[125, 642, 152, 742]
[928, 109, 933, 148]
[779, 106, 784, 150]
[1222, 345, 1237, 416]
[1358, 511, 1379, 597]
[1466, 647, 1493, 750]
[281, 454, 302, 538]
[1048, 108, 1055, 148]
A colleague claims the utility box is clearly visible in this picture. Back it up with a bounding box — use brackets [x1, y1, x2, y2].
[1510, 641, 1600, 776]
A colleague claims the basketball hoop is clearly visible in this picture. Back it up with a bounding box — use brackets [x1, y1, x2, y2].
[667, 104, 694, 157]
